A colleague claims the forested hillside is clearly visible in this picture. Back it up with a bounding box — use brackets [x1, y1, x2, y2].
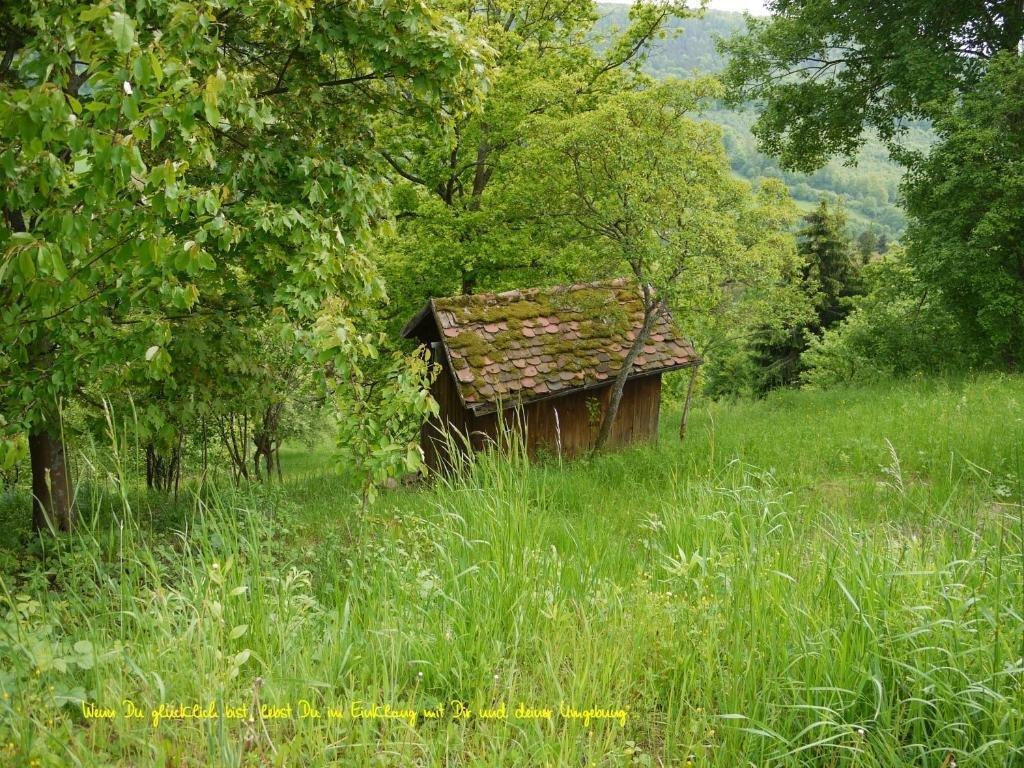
[597, 6, 931, 238]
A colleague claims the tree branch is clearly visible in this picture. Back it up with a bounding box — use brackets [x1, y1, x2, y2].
[258, 71, 386, 98]
[379, 151, 429, 188]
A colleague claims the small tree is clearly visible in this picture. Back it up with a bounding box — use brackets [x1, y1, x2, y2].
[520, 79, 800, 451]
[315, 302, 437, 508]
[856, 229, 877, 262]
[376, 0, 692, 325]
[1, 0, 479, 530]
[677, 187, 809, 433]
[752, 199, 862, 390]
[901, 54, 1024, 364]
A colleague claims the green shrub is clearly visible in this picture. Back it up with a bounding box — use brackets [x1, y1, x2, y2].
[801, 252, 980, 388]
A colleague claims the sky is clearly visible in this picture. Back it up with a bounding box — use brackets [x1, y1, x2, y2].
[602, 0, 768, 14]
[706, 0, 767, 13]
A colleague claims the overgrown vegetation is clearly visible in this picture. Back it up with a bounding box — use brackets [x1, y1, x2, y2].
[595, 5, 929, 240]
[719, 0, 1024, 382]
[4, 0, 1024, 763]
[1, 376, 1022, 766]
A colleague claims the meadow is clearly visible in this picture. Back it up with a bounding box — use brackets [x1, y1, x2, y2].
[1, 374, 1022, 767]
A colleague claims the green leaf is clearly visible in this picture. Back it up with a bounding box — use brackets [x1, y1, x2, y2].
[406, 443, 422, 471]
[50, 247, 68, 280]
[18, 249, 36, 279]
[80, 4, 110, 22]
[149, 118, 167, 150]
[149, 52, 164, 85]
[229, 624, 249, 639]
[109, 12, 135, 54]
[145, 345, 160, 361]
[203, 70, 226, 126]
[74, 640, 96, 670]
[54, 686, 89, 706]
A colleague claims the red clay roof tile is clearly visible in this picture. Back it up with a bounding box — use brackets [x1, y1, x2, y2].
[411, 278, 700, 413]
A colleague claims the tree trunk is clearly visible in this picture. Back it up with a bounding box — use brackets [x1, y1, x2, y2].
[252, 403, 281, 483]
[678, 364, 699, 442]
[457, 138, 492, 297]
[29, 429, 74, 532]
[173, 432, 183, 501]
[146, 438, 183, 493]
[25, 324, 74, 532]
[593, 302, 660, 453]
[201, 417, 209, 475]
[218, 413, 250, 483]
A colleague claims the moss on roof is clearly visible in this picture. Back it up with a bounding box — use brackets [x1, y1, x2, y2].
[426, 278, 698, 411]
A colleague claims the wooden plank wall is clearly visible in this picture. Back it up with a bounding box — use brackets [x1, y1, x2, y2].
[464, 373, 663, 460]
[421, 343, 470, 472]
[422, 354, 665, 470]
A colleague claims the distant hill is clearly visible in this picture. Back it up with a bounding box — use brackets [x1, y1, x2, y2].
[597, 6, 931, 238]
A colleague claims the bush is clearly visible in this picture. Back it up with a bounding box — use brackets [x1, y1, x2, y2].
[801, 252, 980, 388]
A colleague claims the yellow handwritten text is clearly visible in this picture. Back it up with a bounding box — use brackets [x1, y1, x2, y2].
[558, 703, 628, 727]
[349, 700, 417, 727]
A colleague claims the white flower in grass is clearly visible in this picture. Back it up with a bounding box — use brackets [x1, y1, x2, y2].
[123, 80, 133, 95]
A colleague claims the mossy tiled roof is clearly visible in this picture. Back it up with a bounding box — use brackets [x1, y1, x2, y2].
[404, 278, 700, 414]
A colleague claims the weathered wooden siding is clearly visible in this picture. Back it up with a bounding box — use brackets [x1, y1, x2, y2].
[422, 369, 663, 470]
[421, 343, 469, 472]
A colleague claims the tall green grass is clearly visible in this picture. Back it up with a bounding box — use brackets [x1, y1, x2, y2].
[0, 374, 1022, 766]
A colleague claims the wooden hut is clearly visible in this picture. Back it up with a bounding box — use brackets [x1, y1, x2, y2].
[401, 278, 701, 469]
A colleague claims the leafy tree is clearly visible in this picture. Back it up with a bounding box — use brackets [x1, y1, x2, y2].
[594, 6, 746, 76]
[801, 250, 978, 387]
[719, 0, 1023, 171]
[856, 229, 877, 262]
[0, 0, 480, 530]
[902, 54, 1024, 367]
[753, 199, 861, 390]
[718, 1, 1024, 379]
[313, 301, 437, 508]
[376, 0, 690, 330]
[516, 78, 801, 450]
